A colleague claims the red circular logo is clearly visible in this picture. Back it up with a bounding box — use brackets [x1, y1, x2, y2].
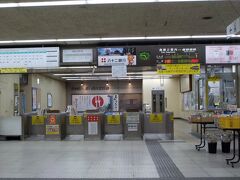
[92, 96, 104, 108]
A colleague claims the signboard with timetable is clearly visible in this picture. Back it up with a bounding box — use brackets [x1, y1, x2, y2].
[206, 45, 240, 64]
[97, 47, 136, 66]
[0, 47, 59, 68]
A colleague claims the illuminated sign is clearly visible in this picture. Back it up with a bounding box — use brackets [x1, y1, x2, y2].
[157, 64, 201, 75]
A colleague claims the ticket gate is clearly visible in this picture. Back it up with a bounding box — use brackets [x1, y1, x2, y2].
[22, 113, 45, 140]
[84, 112, 103, 140]
[104, 112, 123, 140]
[143, 112, 174, 140]
[123, 112, 143, 140]
[45, 113, 67, 140]
[65, 114, 84, 140]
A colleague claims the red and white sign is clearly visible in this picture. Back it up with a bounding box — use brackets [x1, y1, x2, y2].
[92, 96, 104, 108]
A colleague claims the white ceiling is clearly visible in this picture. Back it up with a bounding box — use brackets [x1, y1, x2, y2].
[0, 0, 239, 41]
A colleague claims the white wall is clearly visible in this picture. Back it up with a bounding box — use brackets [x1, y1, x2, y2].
[143, 78, 181, 117]
[32, 74, 67, 111]
[23, 74, 67, 112]
[0, 74, 20, 117]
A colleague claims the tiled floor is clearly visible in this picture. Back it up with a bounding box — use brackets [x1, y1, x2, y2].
[0, 119, 239, 179]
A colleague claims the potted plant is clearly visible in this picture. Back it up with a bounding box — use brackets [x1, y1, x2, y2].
[205, 131, 219, 154]
[221, 130, 232, 153]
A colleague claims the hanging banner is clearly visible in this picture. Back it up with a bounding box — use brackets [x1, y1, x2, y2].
[112, 63, 127, 77]
[157, 64, 200, 75]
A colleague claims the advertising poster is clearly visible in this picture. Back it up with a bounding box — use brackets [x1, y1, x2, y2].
[206, 45, 240, 64]
[72, 95, 111, 112]
[98, 47, 136, 66]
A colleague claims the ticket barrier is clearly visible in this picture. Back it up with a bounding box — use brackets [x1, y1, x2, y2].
[165, 112, 174, 140]
[104, 112, 123, 140]
[22, 113, 46, 140]
[84, 112, 103, 140]
[123, 112, 143, 140]
[65, 114, 84, 140]
[143, 112, 174, 140]
[45, 113, 67, 140]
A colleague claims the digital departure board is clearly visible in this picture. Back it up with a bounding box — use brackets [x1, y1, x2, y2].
[155, 47, 201, 64]
[136, 45, 205, 66]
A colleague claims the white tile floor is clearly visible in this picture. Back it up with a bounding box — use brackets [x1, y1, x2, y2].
[0, 119, 239, 179]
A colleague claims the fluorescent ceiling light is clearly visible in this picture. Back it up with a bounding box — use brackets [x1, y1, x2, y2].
[57, 38, 100, 42]
[0, 35, 240, 45]
[0, 1, 220, 8]
[59, 66, 97, 69]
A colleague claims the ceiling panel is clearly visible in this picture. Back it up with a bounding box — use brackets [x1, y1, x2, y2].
[0, 1, 239, 40]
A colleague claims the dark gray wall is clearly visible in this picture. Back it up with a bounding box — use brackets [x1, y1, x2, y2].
[66, 79, 142, 111]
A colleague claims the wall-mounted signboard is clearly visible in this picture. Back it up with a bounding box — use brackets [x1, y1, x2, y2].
[0, 47, 59, 68]
[136, 45, 204, 66]
[206, 45, 240, 64]
[62, 49, 93, 63]
[97, 47, 136, 66]
[157, 64, 201, 75]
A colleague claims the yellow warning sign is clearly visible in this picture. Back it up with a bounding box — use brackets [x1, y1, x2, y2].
[69, 116, 82, 125]
[46, 125, 59, 135]
[208, 76, 220, 82]
[170, 114, 174, 121]
[32, 116, 45, 125]
[0, 68, 27, 73]
[107, 115, 120, 125]
[157, 64, 200, 75]
[150, 114, 163, 123]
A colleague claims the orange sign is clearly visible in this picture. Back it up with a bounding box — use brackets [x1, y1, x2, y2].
[49, 115, 56, 125]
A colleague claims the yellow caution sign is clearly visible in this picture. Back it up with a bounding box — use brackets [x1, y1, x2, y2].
[107, 115, 120, 125]
[69, 116, 82, 125]
[0, 68, 27, 73]
[157, 64, 200, 75]
[150, 114, 163, 123]
[46, 125, 59, 135]
[170, 114, 174, 121]
[208, 76, 220, 82]
[32, 116, 45, 125]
